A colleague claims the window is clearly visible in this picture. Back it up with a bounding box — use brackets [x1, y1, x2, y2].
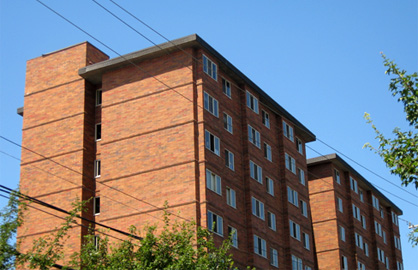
[337, 197, 343, 212]
[394, 236, 402, 250]
[392, 212, 399, 226]
[270, 248, 278, 267]
[292, 255, 302, 270]
[222, 78, 231, 97]
[364, 242, 369, 256]
[224, 149, 234, 170]
[250, 160, 262, 183]
[206, 169, 221, 195]
[251, 197, 265, 220]
[305, 267, 312, 270]
[296, 138, 303, 154]
[228, 226, 238, 248]
[355, 233, 363, 249]
[94, 197, 100, 215]
[202, 54, 217, 80]
[94, 235, 100, 250]
[283, 121, 294, 141]
[264, 143, 272, 161]
[386, 257, 390, 269]
[372, 195, 379, 209]
[380, 206, 385, 219]
[268, 212, 276, 231]
[285, 153, 296, 174]
[397, 261, 404, 270]
[377, 247, 385, 263]
[287, 186, 299, 207]
[226, 187, 236, 208]
[303, 233, 310, 250]
[262, 110, 270, 128]
[383, 231, 387, 244]
[361, 215, 367, 229]
[253, 235, 266, 257]
[334, 169, 341, 184]
[358, 261, 365, 270]
[350, 177, 358, 193]
[297, 168, 305, 185]
[94, 159, 101, 178]
[96, 89, 102, 106]
[339, 226, 346, 242]
[204, 92, 219, 117]
[341, 256, 348, 270]
[266, 177, 274, 196]
[95, 123, 101, 141]
[207, 210, 223, 236]
[352, 204, 361, 221]
[223, 113, 233, 133]
[248, 125, 261, 148]
[359, 189, 364, 202]
[205, 130, 220, 155]
[289, 220, 301, 240]
[246, 91, 259, 113]
[375, 221, 383, 237]
[301, 200, 308, 217]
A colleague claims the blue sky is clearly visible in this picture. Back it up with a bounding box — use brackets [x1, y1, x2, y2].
[1, 0, 417, 268]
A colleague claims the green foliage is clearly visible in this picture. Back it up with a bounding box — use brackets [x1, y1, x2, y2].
[364, 54, 418, 189]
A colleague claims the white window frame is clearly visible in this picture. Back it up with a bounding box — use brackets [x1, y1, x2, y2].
[226, 187, 236, 208]
[377, 247, 385, 263]
[359, 189, 364, 202]
[375, 220, 383, 237]
[392, 212, 399, 226]
[207, 210, 223, 236]
[94, 196, 100, 215]
[251, 197, 265, 220]
[262, 110, 270, 128]
[228, 226, 238, 248]
[222, 78, 231, 98]
[266, 177, 274, 196]
[253, 235, 266, 257]
[339, 225, 346, 242]
[364, 242, 369, 256]
[248, 125, 261, 148]
[202, 54, 217, 81]
[287, 186, 299, 207]
[289, 220, 301, 241]
[283, 121, 294, 141]
[298, 168, 305, 185]
[303, 232, 310, 250]
[334, 169, 341, 184]
[380, 206, 385, 219]
[264, 142, 272, 161]
[205, 130, 220, 156]
[268, 211, 276, 231]
[223, 112, 233, 133]
[250, 160, 263, 184]
[350, 177, 358, 193]
[301, 200, 308, 217]
[292, 255, 302, 270]
[383, 230, 387, 244]
[341, 256, 348, 270]
[296, 137, 303, 155]
[352, 204, 361, 221]
[358, 261, 366, 270]
[206, 169, 221, 195]
[355, 232, 363, 249]
[386, 257, 390, 269]
[397, 261, 404, 270]
[224, 149, 234, 171]
[246, 91, 259, 113]
[95, 123, 101, 141]
[361, 215, 367, 229]
[394, 236, 402, 250]
[203, 91, 219, 117]
[337, 197, 343, 212]
[96, 89, 102, 106]
[372, 195, 380, 210]
[270, 248, 278, 267]
[285, 153, 296, 174]
[94, 159, 101, 178]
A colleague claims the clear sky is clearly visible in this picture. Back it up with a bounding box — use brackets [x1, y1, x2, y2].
[1, 0, 417, 268]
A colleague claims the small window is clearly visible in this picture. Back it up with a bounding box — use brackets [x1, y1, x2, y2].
[301, 200, 308, 217]
[334, 169, 341, 184]
[380, 206, 385, 219]
[292, 255, 302, 270]
[226, 187, 236, 208]
[206, 169, 221, 195]
[337, 197, 343, 212]
[262, 110, 270, 128]
[204, 92, 219, 117]
[385, 257, 390, 270]
[251, 197, 265, 220]
[377, 248, 385, 262]
[283, 121, 294, 141]
[222, 78, 231, 98]
[248, 125, 261, 148]
[287, 186, 299, 207]
[352, 204, 361, 221]
[383, 230, 387, 244]
[268, 212, 276, 231]
[94, 235, 100, 249]
[266, 177, 274, 196]
[339, 226, 346, 242]
[297, 168, 305, 185]
[207, 210, 223, 236]
[246, 91, 259, 113]
[303, 233, 310, 250]
[250, 160, 263, 183]
[355, 232, 363, 249]
[264, 143, 272, 161]
[94, 159, 101, 178]
[95, 123, 102, 141]
[394, 236, 402, 250]
[359, 189, 364, 202]
[289, 220, 301, 240]
[96, 89, 102, 106]
[205, 130, 220, 156]
[392, 212, 399, 226]
[285, 153, 296, 174]
[372, 195, 380, 210]
[296, 138, 303, 155]
[223, 113, 233, 133]
[270, 248, 278, 267]
[358, 261, 365, 270]
[361, 215, 367, 229]
[364, 242, 369, 256]
[341, 256, 348, 270]
[94, 197, 100, 215]
[224, 149, 234, 171]
[397, 261, 404, 270]
[202, 54, 217, 81]
[253, 235, 266, 257]
[228, 226, 238, 248]
[375, 220, 383, 237]
[350, 177, 358, 193]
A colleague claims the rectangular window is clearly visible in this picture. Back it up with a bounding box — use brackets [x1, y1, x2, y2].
[266, 177, 274, 196]
[297, 168, 305, 185]
[383, 230, 387, 244]
[226, 187, 236, 208]
[253, 235, 266, 257]
[96, 89, 102, 106]
[285, 153, 296, 174]
[352, 204, 361, 221]
[339, 226, 346, 242]
[301, 200, 308, 217]
[380, 206, 385, 219]
[372, 195, 380, 209]
[268, 212, 276, 231]
[228, 226, 238, 248]
[355, 232, 363, 249]
[358, 261, 365, 270]
[361, 215, 367, 230]
[287, 186, 299, 207]
[250, 160, 262, 183]
[224, 149, 234, 171]
[392, 212, 399, 226]
[292, 255, 302, 270]
[303, 233, 310, 250]
[283, 121, 294, 141]
[359, 189, 364, 202]
[204, 92, 219, 117]
[337, 197, 343, 212]
[350, 177, 358, 193]
[248, 125, 261, 148]
[262, 110, 270, 128]
[206, 169, 221, 195]
[296, 138, 303, 155]
[264, 143, 272, 161]
[94, 235, 100, 250]
[205, 130, 220, 156]
[377, 248, 385, 262]
[223, 112, 233, 133]
[222, 78, 231, 97]
[251, 197, 265, 220]
[386, 257, 390, 269]
[270, 248, 278, 267]
[334, 169, 341, 184]
[394, 236, 402, 250]
[397, 261, 404, 270]
[246, 91, 259, 113]
[94, 159, 101, 178]
[341, 256, 348, 270]
[202, 54, 217, 81]
[94, 197, 100, 215]
[289, 220, 301, 240]
[375, 220, 383, 237]
[95, 123, 102, 141]
[207, 210, 223, 236]
[305, 267, 312, 270]
[364, 242, 369, 256]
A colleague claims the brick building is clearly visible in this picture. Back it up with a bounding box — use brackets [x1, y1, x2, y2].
[307, 154, 403, 270]
[17, 34, 317, 269]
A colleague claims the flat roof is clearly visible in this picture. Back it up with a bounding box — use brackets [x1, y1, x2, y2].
[78, 34, 315, 142]
[307, 153, 403, 214]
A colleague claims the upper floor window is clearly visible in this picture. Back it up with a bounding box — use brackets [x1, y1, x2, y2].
[228, 226, 238, 248]
[204, 92, 219, 117]
[352, 204, 361, 221]
[268, 211, 276, 231]
[359, 189, 364, 202]
[262, 110, 270, 128]
[372, 195, 380, 210]
[202, 54, 217, 81]
[283, 121, 294, 141]
[96, 89, 102, 106]
[248, 125, 261, 148]
[375, 220, 383, 237]
[301, 200, 308, 217]
[394, 236, 401, 250]
[206, 169, 221, 195]
[94, 159, 101, 178]
[350, 177, 358, 193]
[303, 233, 310, 250]
[226, 187, 236, 208]
[397, 261, 404, 270]
[224, 149, 234, 171]
[334, 169, 341, 184]
[285, 153, 296, 174]
[296, 138, 303, 155]
[253, 235, 266, 257]
[297, 168, 305, 185]
[341, 256, 348, 270]
[251, 197, 265, 220]
[355, 232, 363, 249]
[222, 78, 231, 97]
[377, 247, 385, 263]
[266, 177, 274, 196]
[250, 160, 262, 183]
[380, 206, 385, 219]
[205, 130, 220, 156]
[95, 123, 102, 141]
[337, 197, 343, 212]
[94, 197, 100, 215]
[207, 210, 223, 236]
[288, 186, 299, 207]
[392, 212, 399, 226]
[264, 143, 272, 161]
[339, 225, 346, 242]
[364, 242, 369, 256]
[246, 91, 259, 113]
[223, 113, 233, 133]
[358, 261, 366, 270]
[292, 255, 302, 270]
[270, 248, 278, 268]
[289, 220, 301, 240]
[361, 215, 367, 230]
